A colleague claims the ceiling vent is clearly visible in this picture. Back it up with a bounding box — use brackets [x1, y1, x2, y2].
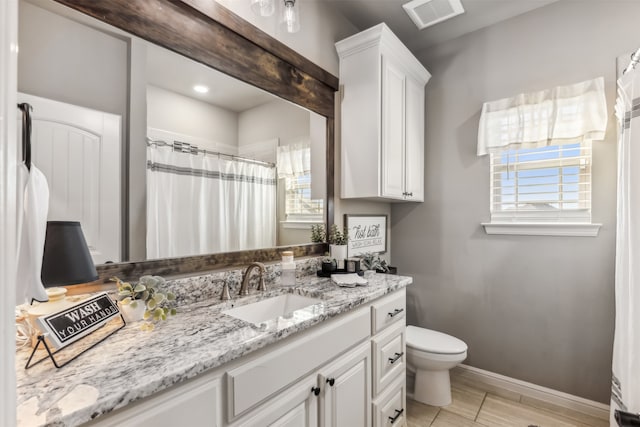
[403, 0, 465, 30]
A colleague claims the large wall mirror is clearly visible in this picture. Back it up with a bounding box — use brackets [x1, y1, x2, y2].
[19, 0, 336, 281]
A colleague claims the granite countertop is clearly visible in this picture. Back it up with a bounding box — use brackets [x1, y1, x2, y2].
[16, 272, 412, 427]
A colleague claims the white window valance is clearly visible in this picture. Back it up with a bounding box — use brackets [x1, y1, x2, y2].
[277, 142, 310, 178]
[477, 77, 608, 156]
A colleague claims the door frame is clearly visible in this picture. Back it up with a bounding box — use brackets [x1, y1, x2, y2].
[0, 0, 18, 425]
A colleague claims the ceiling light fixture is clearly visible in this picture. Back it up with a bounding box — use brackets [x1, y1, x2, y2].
[280, 0, 300, 34]
[193, 85, 209, 94]
[251, 0, 275, 17]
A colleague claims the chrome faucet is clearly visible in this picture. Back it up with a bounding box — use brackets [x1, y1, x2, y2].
[239, 262, 267, 296]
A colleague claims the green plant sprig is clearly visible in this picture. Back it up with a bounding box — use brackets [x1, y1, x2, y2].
[328, 224, 348, 245]
[358, 252, 389, 272]
[310, 224, 326, 243]
[111, 275, 177, 330]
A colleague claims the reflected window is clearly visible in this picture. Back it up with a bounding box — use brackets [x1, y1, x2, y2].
[285, 172, 323, 222]
[278, 143, 323, 223]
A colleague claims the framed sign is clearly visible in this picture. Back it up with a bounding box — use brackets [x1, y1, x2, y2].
[36, 292, 121, 350]
[344, 214, 387, 257]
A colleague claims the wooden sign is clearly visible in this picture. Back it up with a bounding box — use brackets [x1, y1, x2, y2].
[345, 214, 387, 257]
[36, 292, 121, 349]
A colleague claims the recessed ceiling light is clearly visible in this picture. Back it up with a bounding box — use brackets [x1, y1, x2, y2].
[193, 85, 209, 94]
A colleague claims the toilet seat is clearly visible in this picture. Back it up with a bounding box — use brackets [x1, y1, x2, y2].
[406, 326, 467, 355]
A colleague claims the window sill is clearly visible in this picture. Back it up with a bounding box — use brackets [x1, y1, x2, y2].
[481, 222, 601, 237]
[281, 221, 323, 230]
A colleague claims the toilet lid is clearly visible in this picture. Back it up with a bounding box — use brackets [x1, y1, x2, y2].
[406, 326, 467, 355]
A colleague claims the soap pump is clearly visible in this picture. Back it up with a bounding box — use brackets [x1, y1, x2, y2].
[281, 251, 296, 287]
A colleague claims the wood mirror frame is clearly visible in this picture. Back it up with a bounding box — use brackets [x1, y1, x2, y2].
[53, 0, 336, 284]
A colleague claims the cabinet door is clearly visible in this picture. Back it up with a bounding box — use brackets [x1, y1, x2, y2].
[404, 76, 425, 202]
[320, 342, 371, 427]
[381, 56, 406, 200]
[232, 374, 319, 427]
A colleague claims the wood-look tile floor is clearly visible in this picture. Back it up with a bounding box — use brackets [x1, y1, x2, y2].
[406, 375, 609, 427]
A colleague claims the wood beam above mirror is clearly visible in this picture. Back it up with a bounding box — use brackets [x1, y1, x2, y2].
[180, 0, 339, 91]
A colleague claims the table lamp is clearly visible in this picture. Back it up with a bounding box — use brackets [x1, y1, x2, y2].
[28, 221, 98, 328]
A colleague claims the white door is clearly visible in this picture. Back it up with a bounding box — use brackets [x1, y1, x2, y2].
[381, 56, 406, 200]
[320, 342, 371, 427]
[18, 93, 121, 263]
[404, 76, 425, 202]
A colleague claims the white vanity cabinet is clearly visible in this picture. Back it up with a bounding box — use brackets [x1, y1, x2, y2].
[227, 306, 371, 425]
[86, 288, 407, 427]
[336, 23, 430, 202]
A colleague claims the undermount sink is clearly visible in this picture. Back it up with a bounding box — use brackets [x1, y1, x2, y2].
[223, 294, 323, 325]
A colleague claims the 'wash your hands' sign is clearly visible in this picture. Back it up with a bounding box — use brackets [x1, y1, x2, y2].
[36, 293, 121, 349]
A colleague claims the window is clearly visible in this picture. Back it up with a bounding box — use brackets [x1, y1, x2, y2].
[277, 142, 324, 225]
[284, 172, 323, 222]
[478, 77, 607, 236]
[490, 141, 592, 223]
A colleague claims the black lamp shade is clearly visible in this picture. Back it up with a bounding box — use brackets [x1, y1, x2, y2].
[41, 221, 98, 287]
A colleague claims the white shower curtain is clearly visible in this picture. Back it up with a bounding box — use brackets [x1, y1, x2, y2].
[146, 144, 276, 259]
[611, 65, 640, 424]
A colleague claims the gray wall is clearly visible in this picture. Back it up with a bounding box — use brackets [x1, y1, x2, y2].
[18, 1, 127, 116]
[238, 99, 309, 147]
[147, 85, 239, 148]
[391, 0, 640, 403]
[18, 0, 132, 257]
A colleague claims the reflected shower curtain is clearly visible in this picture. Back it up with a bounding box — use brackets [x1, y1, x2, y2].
[611, 67, 640, 424]
[146, 145, 276, 259]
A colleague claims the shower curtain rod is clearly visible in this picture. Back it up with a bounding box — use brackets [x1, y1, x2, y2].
[146, 138, 275, 168]
[623, 47, 640, 75]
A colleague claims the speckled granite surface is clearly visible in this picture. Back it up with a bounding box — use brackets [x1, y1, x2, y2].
[16, 262, 411, 427]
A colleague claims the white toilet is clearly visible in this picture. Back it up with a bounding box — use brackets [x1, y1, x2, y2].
[406, 326, 468, 406]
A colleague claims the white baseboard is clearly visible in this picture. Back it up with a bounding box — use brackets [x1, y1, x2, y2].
[452, 364, 610, 421]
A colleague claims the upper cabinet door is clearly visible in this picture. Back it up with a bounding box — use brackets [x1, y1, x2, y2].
[404, 76, 425, 202]
[381, 57, 406, 200]
[336, 23, 430, 203]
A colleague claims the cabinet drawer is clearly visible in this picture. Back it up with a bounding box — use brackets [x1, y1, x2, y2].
[227, 306, 370, 420]
[371, 289, 406, 334]
[373, 375, 406, 427]
[372, 320, 405, 396]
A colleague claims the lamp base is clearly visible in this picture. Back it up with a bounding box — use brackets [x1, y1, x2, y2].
[27, 287, 71, 348]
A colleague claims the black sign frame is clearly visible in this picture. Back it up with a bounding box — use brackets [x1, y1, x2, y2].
[25, 293, 125, 369]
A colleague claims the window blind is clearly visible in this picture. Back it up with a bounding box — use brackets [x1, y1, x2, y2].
[284, 173, 323, 220]
[489, 141, 592, 222]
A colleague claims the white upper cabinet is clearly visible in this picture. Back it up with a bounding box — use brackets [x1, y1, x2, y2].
[336, 23, 430, 202]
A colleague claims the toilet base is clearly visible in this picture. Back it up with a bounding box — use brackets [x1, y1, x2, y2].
[414, 369, 452, 407]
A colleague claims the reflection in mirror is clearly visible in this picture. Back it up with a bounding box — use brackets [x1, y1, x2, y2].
[18, 0, 327, 264]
